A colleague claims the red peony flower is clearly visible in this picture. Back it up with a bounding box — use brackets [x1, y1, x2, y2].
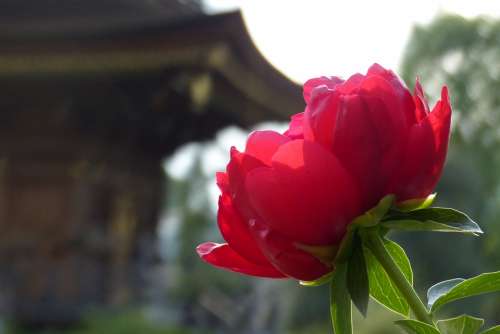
[197, 64, 451, 281]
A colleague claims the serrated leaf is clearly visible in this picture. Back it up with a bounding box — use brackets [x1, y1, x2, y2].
[381, 207, 482, 235]
[481, 325, 500, 334]
[330, 263, 352, 334]
[437, 315, 484, 334]
[431, 271, 500, 313]
[364, 239, 413, 317]
[427, 278, 465, 309]
[395, 319, 440, 334]
[347, 234, 369, 317]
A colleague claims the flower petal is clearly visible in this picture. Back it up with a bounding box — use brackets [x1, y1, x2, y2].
[303, 76, 343, 103]
[245, 140, 360, 246]
[245, 130, 290, 166]
[216, 172, 229, 194]
[226, 147, 266, 220]
[329, 94, 391, 209]
[197, 242, 286, 278]
[284, 112, 305, 140]
[303, 91, 342, 147]
[336, 73, 364, 94]
[387, 86, 452, 201]
[367, 63, 403, 87]
[248, 219, 332, 281]
[217, 193, 270, 265]
[430, 87, 452, 152]
[413, 78, 430, 122]
[360, 67, 416, 128]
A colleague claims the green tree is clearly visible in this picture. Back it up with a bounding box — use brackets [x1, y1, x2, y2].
[400, 14, 500, 322]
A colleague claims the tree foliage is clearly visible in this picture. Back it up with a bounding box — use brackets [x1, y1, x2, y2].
[400, 14, 500, 322]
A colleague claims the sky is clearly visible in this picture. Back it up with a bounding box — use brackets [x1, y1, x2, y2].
[204, 0, 500, 82]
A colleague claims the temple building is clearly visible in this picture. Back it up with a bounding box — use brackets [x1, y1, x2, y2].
[0, 0, 302, 326]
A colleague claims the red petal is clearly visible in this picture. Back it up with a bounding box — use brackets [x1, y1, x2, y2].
[197, 242, 286, 278]
[245, 140, 360, 246]
[336, 73, 364, 94]
[367, 63, 400, 83]
[216, 172, 229, 194]
[330, 94, 393, 209]
[248, 219, 331, 281]
[387, 86, 451, 201]
[430, 87, 452, 151]
[217, 193, 270, 265]
[227, 147, 265, 194]
[303, 91, 342, 148]
[303, 76, 343, 103]
[413, 78, 430, 122]
[284, 112, 305, 140]
[226, 147, 266, 220]
[245, 130, 290, 166]
[367, 63, 409, 96]
[361, 67, 416, 128]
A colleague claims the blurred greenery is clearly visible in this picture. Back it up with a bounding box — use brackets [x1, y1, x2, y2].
[8, 310, 200, 334]
[13, 12, 500, 334]
[399, 13, 500, 325]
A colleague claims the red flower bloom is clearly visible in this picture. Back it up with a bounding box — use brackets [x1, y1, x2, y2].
[197, 64, 451, 281]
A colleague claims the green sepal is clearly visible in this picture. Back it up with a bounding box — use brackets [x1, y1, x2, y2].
[351, 194, 395, 228]
[381, 207, 482, 236]
[300, 271, 333, 287]
[346, 234, 369, 317]
[330, 263, 352, 334]
[395, 319, 440, 334]
[430, 271, 500, 313]
[437, 315, 484, 334]
[335, 227, 357, 264]
[395, 193, 436, 212]
[335, 195, 394, 264]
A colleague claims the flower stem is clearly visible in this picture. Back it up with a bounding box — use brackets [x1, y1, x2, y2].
[363, 229, 434, 326]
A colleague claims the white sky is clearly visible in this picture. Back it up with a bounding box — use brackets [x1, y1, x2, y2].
[204, 0, 500, 82]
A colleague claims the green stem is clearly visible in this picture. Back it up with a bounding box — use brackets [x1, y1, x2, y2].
[363, 229, 435, 326]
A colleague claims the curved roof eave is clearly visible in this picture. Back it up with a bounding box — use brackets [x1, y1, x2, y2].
[0, 11, 304, 121]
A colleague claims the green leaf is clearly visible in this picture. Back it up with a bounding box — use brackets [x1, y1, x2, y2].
[431, 271, 500, 313]
[395, 319, 440, 334]
[381, 207, 482, 235]
[330, 263, 352, 334]
[481, 325, 500, 334]
[347, 234, 369, 317]
[384, 239, 414, 285]
[437, 315, 484, 334]
[364, 239, 413, 317]
[427, 278, 465, 309]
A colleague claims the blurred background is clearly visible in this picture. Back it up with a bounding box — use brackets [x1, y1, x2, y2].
[0, 0, 500, 333]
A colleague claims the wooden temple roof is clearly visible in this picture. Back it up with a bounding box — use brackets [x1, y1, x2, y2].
[0, 1, 303, 125]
